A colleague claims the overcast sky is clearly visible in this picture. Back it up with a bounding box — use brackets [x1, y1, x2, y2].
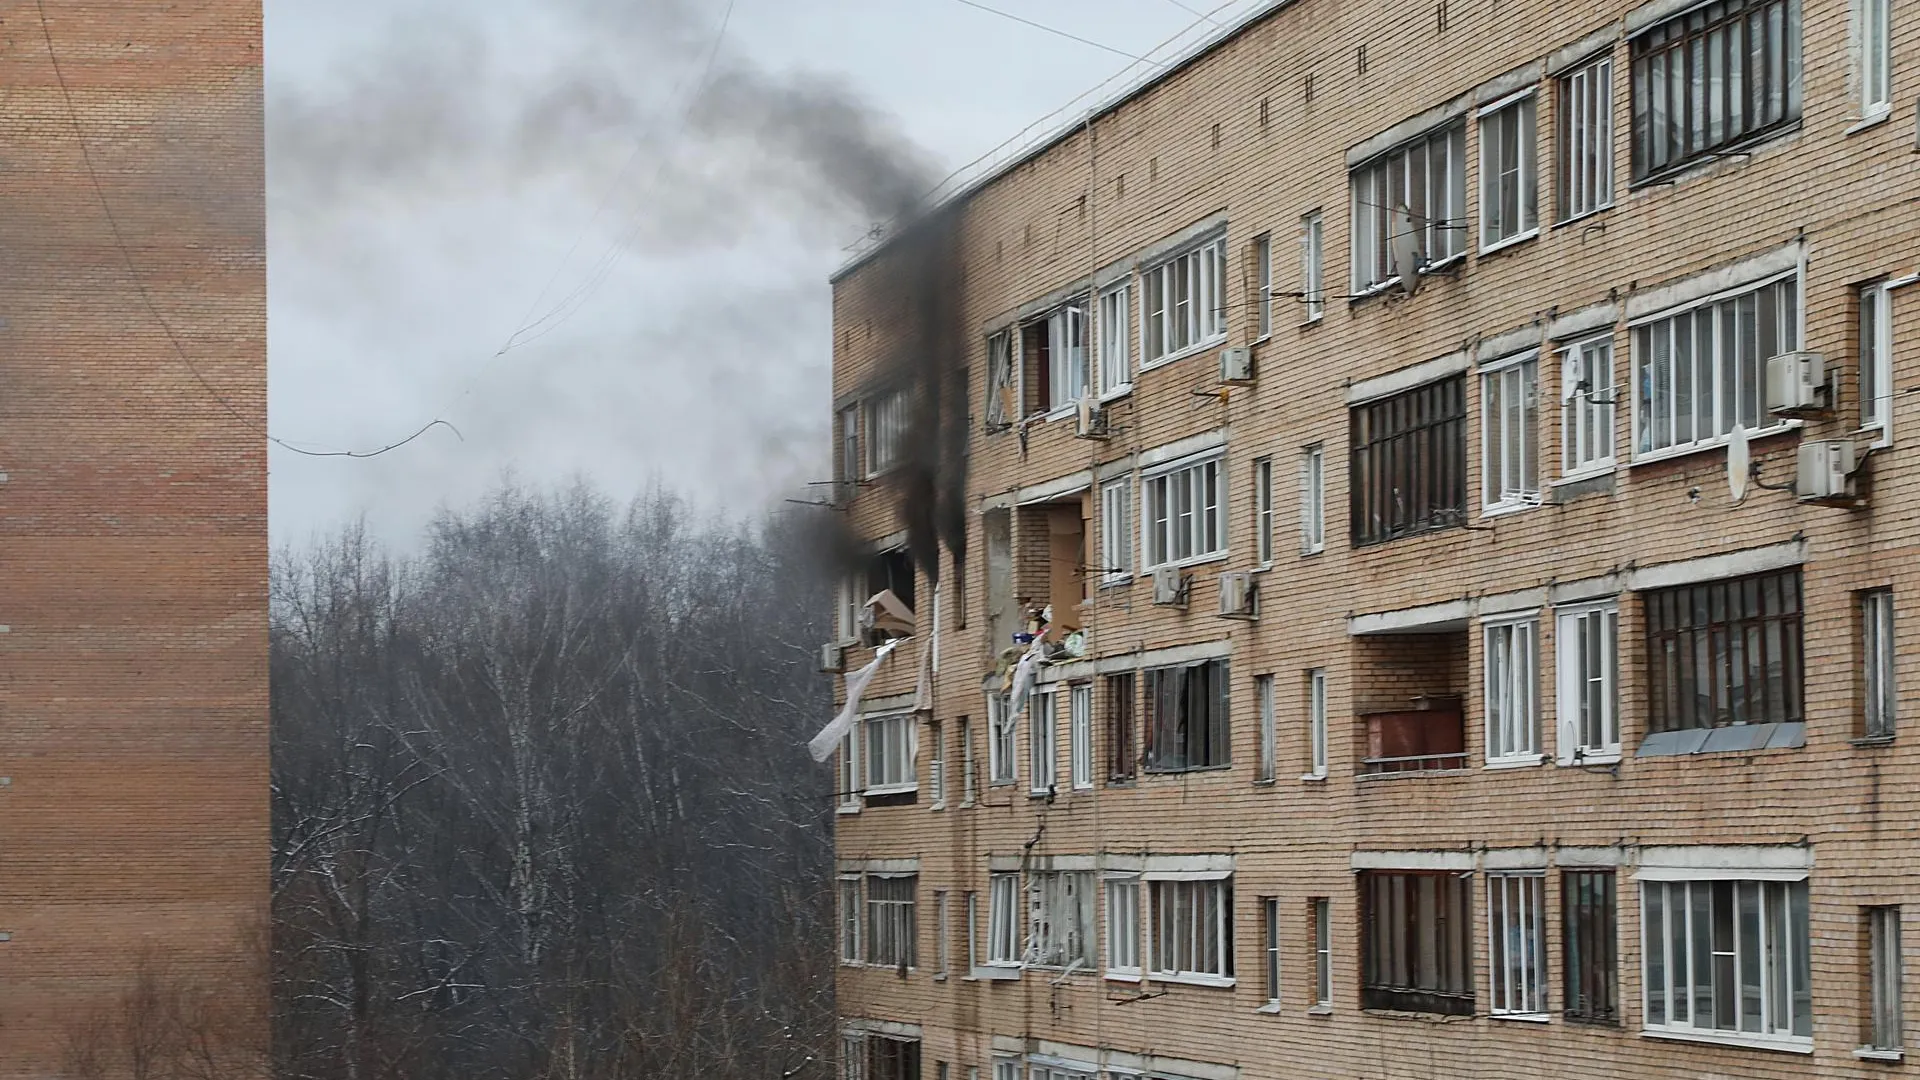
[265, 0, 1269, 544]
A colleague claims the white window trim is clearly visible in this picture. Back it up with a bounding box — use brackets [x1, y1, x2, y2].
[1477, 87, 1541, 254]
[1855, 0, 1893, 120]
[1105, 873, 1144, 981]
[986, 872, 1024, 969]
[838, 731, 863, 814]
[1253, 233, 1274, 342]
[1138, 232, 1230, 374]
[1253, 457, 1275, 569]
[1143, 871, 1236, 987]
[928, 720, 947, 810]
[987, 692, 1017, 786]
[1558, 334, 1619, 480]
[1029, 689, 1058, 797]
[1485, 871, 1549, 1018]
[1556, 599, 1622, 764]
[1483, 614, 1542, 765]
[1254, 674, 1277, 784]
[1299, 445, 1326, 555]
[1479, 350, 1543, 515]
[1300, 211, 1325, 324]
[1140, 451, 1229, 571]
[1556, 54, 1616, 224]
[1070, 684, 1095, 791]
[1861, 280, 1894, 447]
[1303, 668, 1329, 780]
[1626, 268, 1805, 466]
[862, 711, 918, 796]
[1100, 478, 1135, 586]
[1098, 282, 1134, 400]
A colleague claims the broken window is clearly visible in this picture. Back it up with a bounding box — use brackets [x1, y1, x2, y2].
[1020, 300, 1088, 416]
[1349, 376, 1467, 547]
[1144, 659, 1230, 772]
[1028, 870, 1095, 968]
[866, 1034, 921, 1080]
[1105, 673, 1137, 783]
[1028, 688, 1056, 795]
[1362, 870, 1473, 1014]
[1645, 569, 1803, 733]
[984, 331, 1014, 431]
[860, 547, 916, 643]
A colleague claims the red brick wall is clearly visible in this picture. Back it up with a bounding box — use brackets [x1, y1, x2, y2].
[0, 2, 266, 1075]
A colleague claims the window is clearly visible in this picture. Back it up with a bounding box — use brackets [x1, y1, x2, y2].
[1099, 284, 1132, 394]
[1046, 302, 1089, 412]
[1864, 589, 1897, 737]
[838, 404, 861, 501]
[1564, 869, 1619, 1023]
[865, 392, 907, 477]
[988, 873, 1022, 965]
[1149, 876, 1234, 981]
[929, 720, 946, 808]
[1029, 690, 1057, 795]
[1143, 454, 1225, 568]
[1300, 212, 1325, 322]
[867, 1035, 920, 1080]
[1557, 602, 1621, 761]
[1254, 458, 1275, 565]
[1487, 872, 1547, 1017]
[1481, 353, 1540, 510]
[935, 890, 951, 977]
[1561, 336, 1617, 474]
[1306, 669, 1328, 778]
[1480, 92, 1538, 248]
[840, 876, 862, 963]
[1100, 480, 1132, 583]
[988, 693, 1016, 784]
[1646, 569, 1804, 732]
[1634, 275, 1800, 456]
[1145, 659, 1231, 772]
[1641, 878, 1811, 1042]
[1350, 121, 1466, 291]
[1484, 618, 1540, 762]
[1559, 55, 1615, 220]
[1255, 234, 1273, 337]
[839, 732, 861, 812]
[1263, 897, 1283, 1004]
[837, 575, 862, 643]
[985, 331, 1014, 430]
[1861, 282, 1893, 440]
[1362, 870, 1473, 1014]
[1350, 376, 1468, 546]
[1107, 877, 1142, 976]
[843, 1034, 864, 1080]
[1255, 674, 1277, 783]
[966, 890, 979, 970]
[1300, 445, 1325, 554]
[1070, 685, 1094, 790]
[1143, 235, 1228, 365]
[1869, 906, 1904, 1051]
[1106, 673, 1137, 783]
[1859, 0, 1892, 115]
[1629, 0, 1802, 182]
[1029, 870, 1095, 968]
[866, 875, 917, 969]
[959, 718, 976, 806]
[1313, 898, 1334, 1007]
[864, 713, 915, 794]
[993, 1060, 1020, 1080]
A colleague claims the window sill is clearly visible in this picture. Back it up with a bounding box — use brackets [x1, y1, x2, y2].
[1847, 108, 1894, 136]
[1252, 777, 1278, 787]
[1139, 335, 1228, 374]
[1106, 971, 1142, 983]
[837, 805, 862, 816]
[1099, 385, 1134, 404]
[1630, 421, 1799, 468]
[1856, 1047, 1906, 1063]
[1551, 466, 1616, 487]
[1628, 122, 1801, 189]
[1149, 973, 1236, 989]
[1484, 754, 1545, 770]
[1478, 229, 1539, 257]
[929, 801, 946, 812]
[959, 799, 977, 809]
[1553, 204, 1616, 230]
[1299, 312, 1325, 328]
[1143, 764, 1234, 777]
[1350, 256, 1467, 302]
[1100, 574, 1135, 589]
[1481, 499, 1542, 520]
[863, 784, 918, 798]
[1143, 550, 1231, 574]
[1491, 1012, 1552, 1023]
[1254, 1002, 1284, 1015]
[1640, 1028, 1813, 1055]
[1307, 1004, 1333, 1016]
[1300, 772, 1328, 783]
[1563, 749, 1622, 766]
[1852, 734, 1897, 748]
[1300, 545, 1326, 557]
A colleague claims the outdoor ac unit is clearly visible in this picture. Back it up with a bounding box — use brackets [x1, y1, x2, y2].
[1219, 346, 1254, 384]
[1796, 439, 1856, 502]
[1765, 351, 1827, 415]
[1151, 566, 1189, 608]
[1074, 395, 1109, 439]
[1216, 571, 1257, 620]
[819, 643, 846, 673]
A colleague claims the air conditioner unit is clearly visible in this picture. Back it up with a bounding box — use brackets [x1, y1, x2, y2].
[1219, 346, 1254, 384]
[1151, 566, 1189, 608]
[819, 643, 846, 673]
[1765, 351, 1827, 415]
[1074, 395, 1109, 439]
[1216, 571, 1257, 620]
[1796, 439, 1856, 502]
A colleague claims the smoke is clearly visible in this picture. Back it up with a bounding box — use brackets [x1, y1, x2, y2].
[272, 0, 973, 583]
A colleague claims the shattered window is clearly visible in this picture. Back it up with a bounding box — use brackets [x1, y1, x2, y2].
[1144, 659, 1229, 772]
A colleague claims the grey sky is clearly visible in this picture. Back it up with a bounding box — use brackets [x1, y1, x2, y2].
[266, 0, 1266, 544]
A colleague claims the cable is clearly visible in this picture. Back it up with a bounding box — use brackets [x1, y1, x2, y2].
[947, 0, 1169, 64]
[34, 1, 455, 459]
[1160, 0, 1223, 24]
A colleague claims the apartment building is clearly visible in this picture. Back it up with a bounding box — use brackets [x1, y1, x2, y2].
[0, 3, 267, 1075]
[826, 0, 1920, 1078]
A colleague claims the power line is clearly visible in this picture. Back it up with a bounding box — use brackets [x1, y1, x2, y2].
[34, 0, 455, 459]
[1160, 0, 1222, 25]
[947, 0, 1168, 65]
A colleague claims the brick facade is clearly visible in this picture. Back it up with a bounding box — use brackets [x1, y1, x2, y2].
[0, 2, 267, 1075]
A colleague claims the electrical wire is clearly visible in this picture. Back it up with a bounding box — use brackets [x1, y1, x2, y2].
[1160, 0, 1223, 24]
[34, 0, 456, 459]
[946, 0, 1169, 64]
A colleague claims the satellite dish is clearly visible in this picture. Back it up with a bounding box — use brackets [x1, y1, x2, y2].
[1727, 425, 1751, 504]
[1389, 205, 1425, 295]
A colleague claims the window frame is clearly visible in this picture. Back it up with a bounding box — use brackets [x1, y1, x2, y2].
[1868, 905, 1905, 1052]
[934, 889, 951, 978]
[1863, 588, 1897, 738]
[1857, 0, 1892, 119]
[988, 692, 1017, 785]
[1861, 280, 1893, 445]
[1069, 683, 1095, 790]
[1254, 457, 1275, 566]
[1349, 376, 1469, 547]
[1558, 54, 1616, 222]
[987, 872, 1023, 967]
[838, 731, 862, 814]
[1028, 869, 1096, 970]
[1645, 569, 1804, 734]
[1556, 600, 1622, 763]
[1312, 897, 1334, 1008]
[1142, 452, 1227, 570]
[1627, 0, 1803, 185]
[1146, 873, 1236, 985]
[1106, 875, 1143, 979]
[1028, 688, 1057, 796]
[1106, 672, 1138, 784]
[1254, 233, 1274, 339]
[1487, 871, 1549, 1018]
[1478, 89, 1540, 252]
[959, 717, 976, 807]
[864, 873, 918, 970]
[837, 404, 861, 497]
[1300, 211, 1325, 323]
[1141, 233, 1229, 369]
[1560, 335, 1618, 477]
[1361, 869, 1475, 1014]
[1143, 659, 1232, 773]
[840, 875, 863, 964]
[1484, 616, 1542, 765]
[1629, 271, 1801, 462]
[928, 719, 946, 809]
[863, 711, 917, 795]
[1639, 876, 1812, 1048]
[1255, 673, 1277, 783]
[1100, 479, 1134, 585]
[985, 330, 1014, 431]
[1349, 120, 1468, 293]
[1098, 282, 1133, 398]
[1263, 896, 1284, 1006]
[1306, 668, 1329, 779]
[864, 392, 907, 478]
[1563, 869, 1620, 1024]
[1300, 444, 1326, 554]
[1480, 350, 1542, 513]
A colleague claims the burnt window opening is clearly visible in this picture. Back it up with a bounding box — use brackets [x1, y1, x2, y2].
[1145, 659, 1230, 772]
[1349, 376, 1467, 547]
[1645, 569, 1803, 733]
[1362, 870, 1474, 1014]
[858, 547, 917, 644]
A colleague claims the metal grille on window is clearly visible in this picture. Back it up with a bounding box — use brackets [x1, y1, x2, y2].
[865, 875, 917, 969]
[1563, 870, 1618, 1023]
[1645, 569, 1803, 732]
[1350, 377, 1467, 546]
[1361, 870, 1474, 1014]
[1629, 0, 1802, 183]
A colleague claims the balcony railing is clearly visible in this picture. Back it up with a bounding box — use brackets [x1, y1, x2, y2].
[1360, 751, 1468, 775]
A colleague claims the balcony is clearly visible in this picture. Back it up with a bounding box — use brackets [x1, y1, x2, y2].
[1351, 630, 1469, 778]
